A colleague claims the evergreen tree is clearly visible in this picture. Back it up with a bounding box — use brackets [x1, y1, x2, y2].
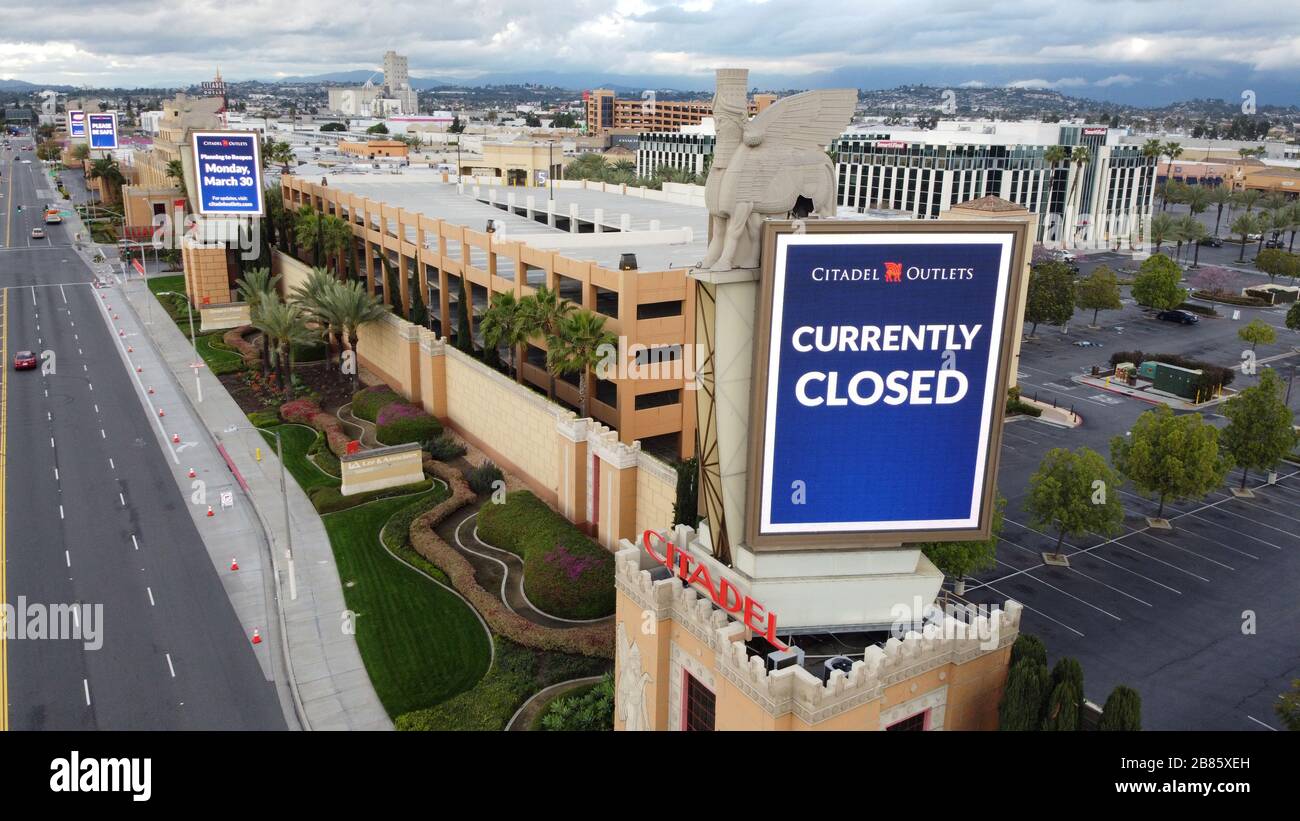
[456, 275, 473, 353]
[1041, 680, 1081, 731]
[999, 659, 1049, 731]
[1010, 634, 1047, 670]
[1099, 685, 1143, 731]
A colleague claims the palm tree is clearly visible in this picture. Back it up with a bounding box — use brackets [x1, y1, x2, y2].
[87, 157, 125, 203]
[1141, 138, 1163, 164]
[71, 143, 91, 162]
[1261, 193, 1289, 213]
[270, 140, 295, 173]
[291, 269, 347, 377]
[1150, 212, 1177, 254]
[1162, 141, 1183, 187]
[252, 294, 317, 399]
[564, 153, 610, 181]
[1285, 202, 1300, 253]
[546, 310, 617, 419]
[1043, 146, 1069, 245]
[1207, 185, 1234, 238]
[1178, 215, 1207, 267]
[479, 291, 529, 382]
[296, 204, 346, 268]
[319, 214, 353, 280]
[1262, 208, 1290, 256]
[165, 159, 188, 201]
[518, 285, 574, 400]
[1235, 189, 1262, 214]
[1066, 145, 1091, 246]
[1231, 213, 1262, 262]
[336, 281, 391, 392]
[235, 266, 282, 377]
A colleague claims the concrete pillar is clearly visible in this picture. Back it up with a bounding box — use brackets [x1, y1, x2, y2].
[488, 188, 495, 204]
[525, 195, 535, 220]
[569, 203, 580, 234]
[546, 198, 556, 228]
[649, 219, 661, 232]
[556, 417, 591, 528]
[620, 213, 631, 232]
[419, 331, 448, 419]
[507, 191, 516, 210]
[591, 431, 641, 550]
[594, 207, 604, 233]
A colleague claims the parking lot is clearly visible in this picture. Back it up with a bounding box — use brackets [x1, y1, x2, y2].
[969, 280, 1300, 730]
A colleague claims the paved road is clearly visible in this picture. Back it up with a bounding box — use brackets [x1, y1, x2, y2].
[1, 139, 286, 729]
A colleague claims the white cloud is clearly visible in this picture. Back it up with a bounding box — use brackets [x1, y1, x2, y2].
[1095, 74, 1138, 88]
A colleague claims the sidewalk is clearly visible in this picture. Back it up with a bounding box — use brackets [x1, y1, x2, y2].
[117, 275, 392, 731]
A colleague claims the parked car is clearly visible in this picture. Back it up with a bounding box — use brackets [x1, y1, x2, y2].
[1073, 340, 1103, 348]
[1264, 238, 1284, 249]
[12, 350, 37, 370]
[1156, 309, 1200, 325]
[30, 227, 45, 239]
[1199, 236, 1224, 248]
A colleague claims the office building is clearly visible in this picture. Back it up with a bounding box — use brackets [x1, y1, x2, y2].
[636, 120, 716, 179]
[327, 51, 419, 117]
[834, 121, 1157, 247]
[585, 89, 776, 135]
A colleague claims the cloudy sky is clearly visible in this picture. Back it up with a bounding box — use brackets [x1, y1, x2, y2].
[2, 0, 1298, 105]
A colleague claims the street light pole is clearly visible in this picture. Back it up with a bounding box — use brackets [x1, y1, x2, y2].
[225, 424, 297, 601]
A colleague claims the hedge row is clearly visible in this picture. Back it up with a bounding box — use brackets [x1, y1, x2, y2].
[476, 491, 615, 620]
[310, 479, 434, 514]
[281, 399, 352, 457]
[1108, 350, 1235, 389]
[1190, 290, 1268, 307]
[223, 325, 262, 367]
[307, 429, 342, 477]
[408, 462, 614, 659]
[375, 401, 443, 446]
[352, 385, 403, 422]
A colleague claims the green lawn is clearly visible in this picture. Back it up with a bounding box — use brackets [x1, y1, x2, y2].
[324, 490, 492, 717]
[258, 424, 338, 492]
[147, 274, 186, 298]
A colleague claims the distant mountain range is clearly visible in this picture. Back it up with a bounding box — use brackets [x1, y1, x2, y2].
[273, 69, 449, 90]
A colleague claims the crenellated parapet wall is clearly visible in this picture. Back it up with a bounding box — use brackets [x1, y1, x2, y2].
[615, 539, 1022, 727]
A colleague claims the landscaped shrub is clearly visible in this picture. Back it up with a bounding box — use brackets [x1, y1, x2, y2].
[394, 639, 610, 731]
[280, 399, 353, 456]
[1006, 386, 1043, 418]
[539, 673, 614, 731]
[1108, 350, 1234, 390]
[223, 326, 261, 367]
[406, 462, 613, 658]
[248, 409, 280, 428]
[477, 490, 614, 620]
[375, 402, 442, 445]
[307, 430, 341, 476]
[1191, 290, 1268, 307]
[351, 385, 402, 422]
[309, 479, 433, 514]
[1176, 301, 1219, 316]
[466, 461, 504, 495]
[424, 433, 467, 462]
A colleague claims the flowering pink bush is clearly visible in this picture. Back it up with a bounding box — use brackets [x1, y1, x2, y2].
[280, 399, 323, 425]
[376, 402, 429, 426]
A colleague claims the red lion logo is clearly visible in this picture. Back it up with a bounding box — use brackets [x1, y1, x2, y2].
[884, 261, 903, 283]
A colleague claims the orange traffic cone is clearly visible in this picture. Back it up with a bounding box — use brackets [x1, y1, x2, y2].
[147, 386, 154, 394]
[118, 329, 124, 337]
[127, 346, 133, 353]
[230, 558, 239, 571]
[206, 505, 214, 517]
[188, 468, 196, 478]
[158, 409, 165, 417]
[251, 630, 262, 645]
[172, 433, 180, 443]
[136, 367, 142, 373]
[113, 314, 119, 320]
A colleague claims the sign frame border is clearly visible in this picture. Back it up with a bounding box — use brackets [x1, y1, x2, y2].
[189, 129, 266, 217]
[86, 111, 118, 150]
[743, 218, 1029, 551]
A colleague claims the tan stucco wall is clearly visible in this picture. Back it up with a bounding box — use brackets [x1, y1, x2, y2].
[634, 454, 677, 537]
[444, 346, 561, 500]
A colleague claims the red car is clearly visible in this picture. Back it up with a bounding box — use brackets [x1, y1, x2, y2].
[13, 350, 37, 370]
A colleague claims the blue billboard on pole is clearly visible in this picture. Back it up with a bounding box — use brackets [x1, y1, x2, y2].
[747, 223, 1026, 547]
[190, 131, 264, 216]
[87, 112, 117, 149]
[67, 110, 86, 139]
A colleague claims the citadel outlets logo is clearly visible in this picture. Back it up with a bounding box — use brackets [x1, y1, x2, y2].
[809, 260, 975, 283]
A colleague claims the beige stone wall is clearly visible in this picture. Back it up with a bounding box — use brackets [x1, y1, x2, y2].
[635, 453, 678, 537]
[274, 249, 315, 296]
[443, 345, 561, 499]
[357, 312, 418, 396]
[182, 244, 232, 306]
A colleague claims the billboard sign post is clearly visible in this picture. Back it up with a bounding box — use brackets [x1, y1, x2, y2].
[67, 110, 86, 140]
[87, 112, 118, 149]
[190, 131, 264, 216]
[746, 221, 1027, 549]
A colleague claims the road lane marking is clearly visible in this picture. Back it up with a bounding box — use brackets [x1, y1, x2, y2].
[1247, 715, 1277, 731]
[59, 285, 66, 304]
[118, 492, 125, 506]
[83, 679, 90, 706]
[165, 654, 175, 678]
[147, 587, 154, 606]
[64, 550, 69, 566]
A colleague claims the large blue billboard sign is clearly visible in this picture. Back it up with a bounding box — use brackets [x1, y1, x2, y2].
[87, 112, 117, 149]
[67, 110, 86, 139]
[747, 223, 1026, 547]
[190, 131, 264, 216]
